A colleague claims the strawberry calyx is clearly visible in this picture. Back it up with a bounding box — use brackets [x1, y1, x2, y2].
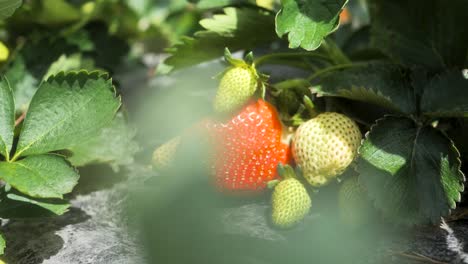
[277, 163, 296, 180]
[223, 47, 269, 99]
[268, 163, 298, 189]
[269, 78, 318, 127]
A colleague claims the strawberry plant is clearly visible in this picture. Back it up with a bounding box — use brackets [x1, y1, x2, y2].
[0, 0, 466, 262]
[0, 0, 194, 257]
[153, 0, 468, 231]
[0, 70, 120, 254]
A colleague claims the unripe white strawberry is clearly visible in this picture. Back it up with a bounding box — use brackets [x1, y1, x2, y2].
[292, 112, 361, 187]
[271, 164, 311, 228]
[152, 136, 181, 170]
[213, 65, 258, 114]
[213, 49, 268, 115]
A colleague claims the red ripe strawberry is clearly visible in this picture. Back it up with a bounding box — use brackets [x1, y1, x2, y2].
[207, 99, 292, 192]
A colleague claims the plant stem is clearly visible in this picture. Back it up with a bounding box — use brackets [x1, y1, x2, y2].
[307, 62, 371, 82]
[321, 38, 351, 64]
[257, 59, 320, 71]
[273, 78, 310, 90]
[254, 52, 330, 66]
[15, 112, 26, 127]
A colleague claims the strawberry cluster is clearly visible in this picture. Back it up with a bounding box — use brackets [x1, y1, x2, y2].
[152, 51, 366, 228]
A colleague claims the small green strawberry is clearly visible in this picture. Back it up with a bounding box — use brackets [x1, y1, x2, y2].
[292, 112, 361, 187]
[338, 175, 372, 227]
[152, 136, 181, 170]
[277, 89, 300, 116]
[213, 49, 266, 114]
[270, 164, 311, 228]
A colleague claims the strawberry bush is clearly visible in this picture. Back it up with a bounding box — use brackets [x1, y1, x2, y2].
[145, 0, 468, 261]
[0, 0, 196, 257]
[154, 0, 468, 226]
[0, 0, 467, 262]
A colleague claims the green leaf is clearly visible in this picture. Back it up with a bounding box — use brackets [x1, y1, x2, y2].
[447, 118, 468, 165]
[0, 154, 79, 198]
[162, 7, 276, 72]
[275, 0, 347, 51]
[370, 0, 468, 70]
[0, 192, 70, 217]
[0, 77, 14, 160]
[0, 0, 21, 20]
[421, 70, 468, 117]
[2, 33, 95, 113]
[14, 71, 121, 158]
[3, 55, 39, 113]
[36, 0, 81, 25]
[43, 53, 96, 80]
[0, 232, 4, 255]
[312, 62, 416, 114]
[124, 0, 154, 15]
[68, 112, 139, 169]
[65, 30, 95, 52]
[358, 116, 464, 225]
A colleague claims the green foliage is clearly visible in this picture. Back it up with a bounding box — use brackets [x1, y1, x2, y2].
[36, 0, 82, 24]
[155, 0, 468, 226]
[313, 62, 415, 114]
[190, 0, 252, 9]
[0, 0, 467, 258]
[0, 77, 14, 159]
[0, 0, 172, 256]
[0, 71, 120, 220]
[0, 0, 143, 172]
[161, 7, 276, 72]
[0, 155, 79, 198]
[358, 116, 464, 225]
[421, 70, 468, 117]
[14, 71, 121, 158]
[370, 0, 468, 70]
[3, 55, 39, 113]
[276, 0, 347, 50]
[0, 233, 4, 255]
[43, 54, 96, 80]
[0, 191, 70, 217]
[0, 0, 21, 20]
